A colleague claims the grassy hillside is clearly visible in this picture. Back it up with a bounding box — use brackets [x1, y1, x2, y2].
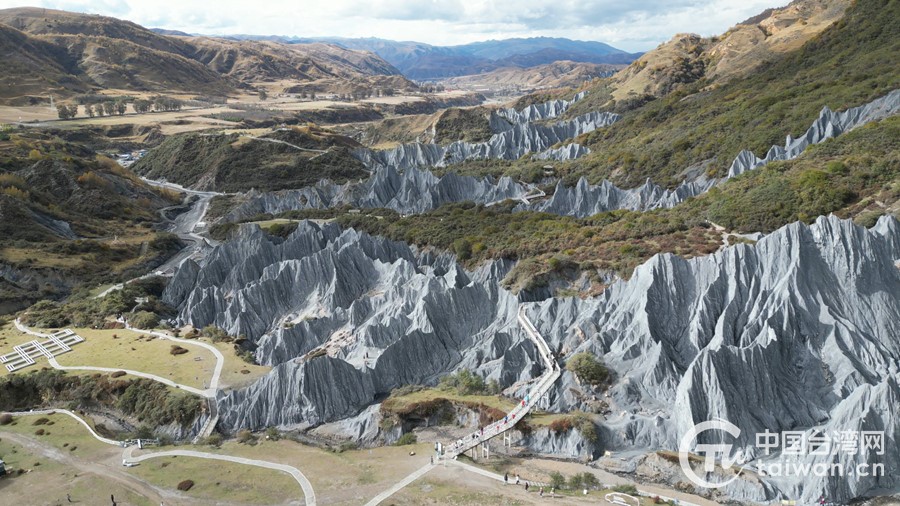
[0, 130, 182, 312]
[132, 125, 370, 192]
[247, 115, 898, 293]
[559, 0, 899, 189]
[0, 7, 413, 103]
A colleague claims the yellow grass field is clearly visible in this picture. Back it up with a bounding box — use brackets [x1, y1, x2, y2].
[128, 454, 302, 505]
[53, 328, 216, 390]
[0, 436, 154, 506]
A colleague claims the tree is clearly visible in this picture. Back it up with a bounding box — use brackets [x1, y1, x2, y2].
[102, 101, 115, 116]
[86, 104, 95, 118]
[568, 473, 584, 490]
[549, 471, 566, 490]
[115, 100, 127, 115]
[56, 104, 75, 120]
[566, 352, 609, 387]
[94, 104, 105, 117]
[439, 369, 487, 395]
[581, 472, 599, 490]
[133, 99, 152, 113]
[258, 89, 268, 101]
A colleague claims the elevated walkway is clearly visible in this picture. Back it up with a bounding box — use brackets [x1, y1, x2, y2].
[441, 306, 560, 460]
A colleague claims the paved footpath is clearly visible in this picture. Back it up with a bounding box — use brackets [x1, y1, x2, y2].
[124, 446, 316, 506]
[363, 463, 435, 506]
[2, 408, 317, 506]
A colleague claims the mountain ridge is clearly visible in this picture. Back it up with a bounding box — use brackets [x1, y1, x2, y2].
[0, 7, 413, 103]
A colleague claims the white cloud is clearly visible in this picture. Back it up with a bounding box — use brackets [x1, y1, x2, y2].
[0, 0, 786, 51]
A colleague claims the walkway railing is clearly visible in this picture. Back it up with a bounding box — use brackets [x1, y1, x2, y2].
[441, 306, 560, 459]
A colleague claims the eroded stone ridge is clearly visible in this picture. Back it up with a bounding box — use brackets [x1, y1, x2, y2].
[165, 215, 900, 504]
[228, 90, 898, 222]
[526, 89, 900, 216]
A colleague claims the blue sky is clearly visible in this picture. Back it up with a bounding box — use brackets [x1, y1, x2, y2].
[0, 0, 787, 51]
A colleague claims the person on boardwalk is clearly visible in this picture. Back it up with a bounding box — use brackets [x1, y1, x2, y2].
[515, 474, 520, 485]
[540, 487, 544, 496]
[525, 482, 530, 491]
[504, 472, 508, 484]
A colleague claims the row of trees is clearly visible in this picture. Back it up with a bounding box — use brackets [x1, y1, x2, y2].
[56, 96, 184, 120]
[416, 83, 446, 93]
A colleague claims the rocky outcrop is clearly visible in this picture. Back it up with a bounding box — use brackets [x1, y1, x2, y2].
[525, 176, 717, 217]
[165, 214, 900, 503]
[532, 143, 590, 161]
[523, 214, 900, 503]
[223, 165, 528, 221]
[227, 90, 898, 222]
[357, 110, 619, 172]
[525, 89, 900, 216]
[727, 88, 900, 177]
[490, 91, 588, 131]
[164, 223, 536, 430]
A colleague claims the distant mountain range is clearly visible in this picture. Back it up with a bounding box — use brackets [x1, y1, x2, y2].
[0, 7, 416, 104]
[218, 35, 642, 80]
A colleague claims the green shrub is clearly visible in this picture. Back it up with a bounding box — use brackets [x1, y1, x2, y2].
[566, 353, 609, 387]
[395, 433, 417, 446]
[202, 325, 231, 342]
[581, 472, 599, 489]
[130, 311, 159, 329]
[438, 369, 488, 395]
[237, 429, 257, 445]
[613, 484, 639, 495]
[568, 473, 584, 490]
[549, 471, 566, 489]
[203, 433, 223, 447]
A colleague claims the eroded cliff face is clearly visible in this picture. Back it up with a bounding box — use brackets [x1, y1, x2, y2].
[165, 215, 899, 503]
[356, 110, 618, 172]
[226, 89, 898, 222]
[164, 222, 538, 429]
[525, 89, 900, 217]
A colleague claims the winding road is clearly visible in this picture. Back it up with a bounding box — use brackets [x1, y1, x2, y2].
[96, 178, 221, 298]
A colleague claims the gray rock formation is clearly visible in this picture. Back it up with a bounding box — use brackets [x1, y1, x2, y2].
[223, 165, 529, 221]
[226, 90, 898, 223]
[727, 89, 900, 177]
[165, 214, 900, 503]
[532, 143, 590, 161]
[357, 110, 619, 172]
[491, 90, 588, 130]
[525, 89, 900, 217]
